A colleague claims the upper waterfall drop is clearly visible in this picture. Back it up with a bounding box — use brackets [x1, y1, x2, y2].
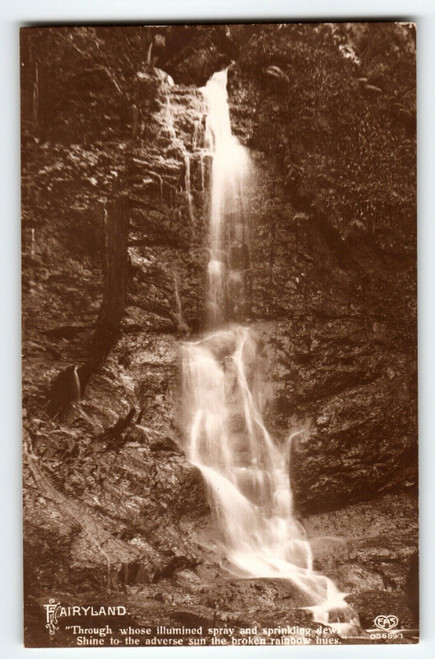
[200, 68, 251, 327]
[181, 68, 359, 635]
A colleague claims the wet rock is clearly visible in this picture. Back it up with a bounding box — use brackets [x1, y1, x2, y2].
[160, 26, 239, 86]
[345, 591, 417, 630]
[224, 25, 416, 510]
[303, 493, 418, 617]
[203, 578, 309, 613]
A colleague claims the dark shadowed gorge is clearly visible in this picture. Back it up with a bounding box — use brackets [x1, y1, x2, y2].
[21, 24, 417, 646]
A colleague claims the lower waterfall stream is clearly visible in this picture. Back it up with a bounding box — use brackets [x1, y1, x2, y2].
[181, 69, 359, 634]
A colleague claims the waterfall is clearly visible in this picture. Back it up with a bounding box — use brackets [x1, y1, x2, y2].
[165, 96, 177, 141]
[184, 153, 194, 223]
[199, 151, 205, 192]
[146, 40, 153, 66]
[201, 69, 250, 326]
[72, 366, 81, 400]
[181, 69, 357, 633]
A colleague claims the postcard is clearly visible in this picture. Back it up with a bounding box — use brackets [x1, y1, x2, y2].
[21, 22, 417, 647]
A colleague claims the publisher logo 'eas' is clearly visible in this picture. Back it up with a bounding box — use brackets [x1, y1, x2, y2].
[374, 615, 399, 631]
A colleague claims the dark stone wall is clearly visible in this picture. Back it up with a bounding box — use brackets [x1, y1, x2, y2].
[21, 27, 211, 598]
[225, 22, 417, 512]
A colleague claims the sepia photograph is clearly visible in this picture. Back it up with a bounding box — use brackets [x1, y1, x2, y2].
[20, 22, 417, 647]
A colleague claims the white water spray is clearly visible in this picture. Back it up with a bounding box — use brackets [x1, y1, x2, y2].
[201, 69, 250, 326]
[181, 69, 357, 632]
[184, 153, 194, 223]
[72, 366, 81, 400]
[165, 96, 177, 141]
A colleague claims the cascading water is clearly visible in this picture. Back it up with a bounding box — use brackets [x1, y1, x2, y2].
[201, 70, 250, 327]
[181, 69, 358, 634]
[184, 153, 194, 223]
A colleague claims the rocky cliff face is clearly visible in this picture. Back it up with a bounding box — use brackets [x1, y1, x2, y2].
[225, 23, 417, 512]
[21, 24, 417, 643]
[22, 27, 213, 603]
